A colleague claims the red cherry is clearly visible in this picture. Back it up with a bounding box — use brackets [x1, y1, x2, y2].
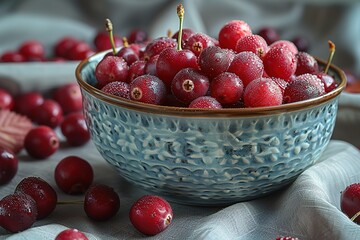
[210, 72, 244, 105]
[55, 228, 89, 240]
[0, 88, 14, 110]
[171, 28, 195, 48]
[54, 37, 80, 59]
[53, 83, 83, 115]
[60, 112, 90, 146]
[198, 46, 235, 79]
[130, 75, 166, 105]
[15, 176, 57, 219]
[68, 41, 94, 61]
[94, 31, 123, 52]
[0, 51, 26, 62]
[235, 34, 268, 58]
[127, 60, 146, 83]
[24, 126, 59, 159]
[316, 72, 338, 93]
[127, 29, 148, 44]
[156, 47, 198, 88]
[117, 44, 139, 66]
[101, 81, 130, 99]
[243, 77, 283, 107]
[341, 183, 360, 224]
[144, 54, 159, 76]
[184, 32, 216, 57]
[14, 91, 44, 118]
[95, 55, 129, 89]
[54, 156, 94, 195]
[129, 195, 173, 236]
[295, 52, 319, 75]
[228, 51, 264, 87]
[84, 184, 120, 221]
[18, 40, 45, 61]
[189, 96, 222, 109]
[0, 148, 18, 185]
[142, 37, 177, 61]
[218, 20, 252, 50]
[257, 26, 280, 45]
[0, 192, 38, 233]
[30, 99, 63, 128]
[171, 68, 210, 104]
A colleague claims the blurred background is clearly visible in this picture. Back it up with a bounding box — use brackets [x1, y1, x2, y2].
[0, 0, 359, 73]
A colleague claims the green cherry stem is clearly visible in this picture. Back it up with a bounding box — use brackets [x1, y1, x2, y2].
[324, 40, 335, 75]
[351, 211, 360, 222]
[105, 18, 117, 55]
[176, 4, 185, 51]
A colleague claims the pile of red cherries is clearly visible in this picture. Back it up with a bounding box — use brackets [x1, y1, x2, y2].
[93, 6, 338, 110]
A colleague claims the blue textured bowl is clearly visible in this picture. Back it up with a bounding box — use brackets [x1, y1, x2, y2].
[76, 52, 346, 206]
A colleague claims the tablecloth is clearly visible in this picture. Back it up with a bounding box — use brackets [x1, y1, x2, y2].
[0, 140, 360, 240]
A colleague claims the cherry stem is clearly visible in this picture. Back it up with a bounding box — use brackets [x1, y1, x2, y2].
[351, 211, 360, 222]
[176, 4, 185, 51]
[105, 18, 117, 55]
[122, 37, 129, 48]
[57, 200, 84, 205]
[324, 40, 335, 75]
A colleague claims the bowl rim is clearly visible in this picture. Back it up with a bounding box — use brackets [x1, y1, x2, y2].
[75, 52, 347, 118]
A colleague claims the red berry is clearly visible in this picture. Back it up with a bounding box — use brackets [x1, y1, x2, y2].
[128, 29, 148, 44]
[171, 68, 210, 104]
[68, 41, 94, 61]
[283, 78, 323, 103]
[18, 40, 45, 61]
[130, 75, 166, 105]
[235, 34, 268, 58]
[295, 52, 319, 75]
[117, 46, 139, 66]
[218, 20, 252, 50]
[228, 51, 264, 87]
[24, 126, 59, 159]
[189, 96, 222, 109]
[171, 28, 195, 48]
[55, 228, 89, 240]
[15, 176, 57, 219]
[60, 112, 90, 146]
[257, 26, 280, 45]
[0, 192, 38, 233]
[54, 156, 94, 195]
[101, 81, 130, 99]
[263, 45, 297, 81]
[0, 51, 26, 63]
[142, 37, 176, 61]
[0, 88, 14, 110]
[129, 195, 173, 236]
[95, 55, 129, 88]
[144, 54, 159, 76]
[341, 183, 360, 224]
[210, 72, 244, 105]
[156, 48, 198, 88]
[292, 35, 310, 52]
[30, 99, 63, 128]
[270, 40, 298, 55]
[84, 184, 120, 221]
[0, 148, 18, 185]
[184, 33, 216, 57]
[94, 31, 123, 52]
[54, 37, 79, 59]
[198, 46, 234, 79]
[127, 60, 146, 83]
[243, 77, 283, 107]
[53, 83, 83, 115]
[316, 72, 338, 93]
[14, 91, 44, 118]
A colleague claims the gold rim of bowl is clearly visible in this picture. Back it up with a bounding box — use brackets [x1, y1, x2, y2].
[75, 55, 347, 118]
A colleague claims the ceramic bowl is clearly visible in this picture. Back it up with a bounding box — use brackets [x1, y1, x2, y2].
[75, 51, 346, 206]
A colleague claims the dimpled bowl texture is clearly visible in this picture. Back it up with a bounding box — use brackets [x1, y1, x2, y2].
[76, 51, 346, 206]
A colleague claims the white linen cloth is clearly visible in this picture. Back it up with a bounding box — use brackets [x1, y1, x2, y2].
[1, 1, 360, 239]
[0, 140, 359, 240]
